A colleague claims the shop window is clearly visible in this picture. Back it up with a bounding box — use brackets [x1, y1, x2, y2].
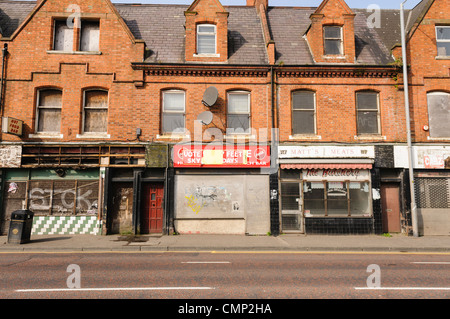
[303, 181, 371, 217]
[162, 90, 185, 134]
[324, 26, 343, 55]
[227, 91, 250, 134]
[436, 26, 450, 57]
[292, 90, 316, 135]
[36, 89, 62, 133]
[356, 91, 380, 135]
[197, 24, 216, 55]
[83, 90, 108, 133]
[427, 92, 450, 138]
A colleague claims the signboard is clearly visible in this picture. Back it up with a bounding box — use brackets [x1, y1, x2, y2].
[2, 117, 23, 136]
[394, 146, 450, 169]
[424, 155, 444, 169]
[302, 169, 370, 181]
[279, 146, 375, 159]
[173, 145, 270, 168]
[0, 145, 22, 168]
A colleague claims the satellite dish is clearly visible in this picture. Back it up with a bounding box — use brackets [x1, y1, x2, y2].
[202, 86, 218, 107]
[197, 111, 213, 125]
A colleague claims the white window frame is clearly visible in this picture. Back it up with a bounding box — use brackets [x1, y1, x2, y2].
[291, 90, 317, 136]
[162, 90, 186, 135]
[356, 91, 381, 135]
[35, 88, 63, 134]
[436, 26, 450, 57]
[323, 26, 343, 56]
[196, 24, 217, 56]
[227, 91, 251, 135]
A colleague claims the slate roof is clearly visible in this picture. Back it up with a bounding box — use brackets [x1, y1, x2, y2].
[0, 0, 433, 66]
[0, 0, 35, 37]
[114, 4, 268, 64]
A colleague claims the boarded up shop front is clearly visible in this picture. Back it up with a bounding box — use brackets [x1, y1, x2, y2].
[172, 145, 271, 235]
[1, 169, 101, 235]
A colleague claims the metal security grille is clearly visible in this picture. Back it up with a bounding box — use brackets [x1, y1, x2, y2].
[282, 214, 303, 231]
[415, 178, 450, 209]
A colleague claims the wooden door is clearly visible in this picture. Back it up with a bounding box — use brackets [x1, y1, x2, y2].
[141, 183, 164, 234]
[381, 183, 401, 233]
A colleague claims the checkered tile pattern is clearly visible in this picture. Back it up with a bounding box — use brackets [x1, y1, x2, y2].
[31, 216, 101, 235]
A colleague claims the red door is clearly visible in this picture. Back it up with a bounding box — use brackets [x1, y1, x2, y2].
[141, 183, 164, 234]
[381, 183, 401, 233]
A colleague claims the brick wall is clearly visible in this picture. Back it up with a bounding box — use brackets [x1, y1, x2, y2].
[406, 0, 450, 143]
[0, 0, 144, 142]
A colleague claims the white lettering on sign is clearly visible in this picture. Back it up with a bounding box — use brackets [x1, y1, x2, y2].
[279, 146, 375, 159]
[303, 169, 370, 181]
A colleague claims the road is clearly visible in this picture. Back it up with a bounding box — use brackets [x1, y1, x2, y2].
[0, 251, 449, 303]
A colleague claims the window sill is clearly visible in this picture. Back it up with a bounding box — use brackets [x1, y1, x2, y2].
[76, 133, 110, 139]
[435, 56, 450, 60]
[323, 55, 346, 59]
[47, 50, 102, 55]
[28, 133, 63, 139]
[427, 136, 450, 141]
[156, 134, 190, 140]
[224, 134, 256, 139]
[289, 135, 322, 140]
[354, 135, 386, 140]
[193, 53, 220, 58]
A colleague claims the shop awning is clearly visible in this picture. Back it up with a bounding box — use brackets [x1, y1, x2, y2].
[281, 163, 373, 170]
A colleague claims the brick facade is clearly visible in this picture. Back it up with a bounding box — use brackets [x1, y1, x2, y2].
[0, 0, 447, 236]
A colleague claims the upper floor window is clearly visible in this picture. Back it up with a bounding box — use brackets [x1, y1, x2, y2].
[162, 90, 185, 134]
[324, 26, 343, 55]
[80, 21, 100, 52]
[197, 24, 216, 55]
[436, 26, 450, 57]
[292, 90, 316, 135]
[356, 91, 380, 135]
[53, 19, 100, 52]
[227, 91, 250, 134]
[427, 92, 450, 138]
[83, 90, 108, 133]
[36, 89, 62, 133]
[53, 20, 73, 52]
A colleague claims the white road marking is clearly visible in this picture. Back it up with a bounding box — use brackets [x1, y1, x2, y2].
[16, 287, 215, 293]
[182, 261, 231, 264]
[411, 262, 450, 265]
[355, 287, 450, 291]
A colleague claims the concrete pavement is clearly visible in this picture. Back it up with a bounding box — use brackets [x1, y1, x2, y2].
[1, 233, 450, 253]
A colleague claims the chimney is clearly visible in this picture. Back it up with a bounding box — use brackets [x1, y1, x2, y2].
[247, 0, 268, 13]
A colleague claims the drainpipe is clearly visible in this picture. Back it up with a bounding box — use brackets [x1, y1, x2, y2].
[0, 43, 8, 117]
[400, 0, 419, 237]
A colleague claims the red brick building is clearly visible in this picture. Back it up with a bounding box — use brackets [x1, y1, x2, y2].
[0, 0, 447, 237]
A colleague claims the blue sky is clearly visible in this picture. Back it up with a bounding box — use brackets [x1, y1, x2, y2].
[110, 0, 423, 10]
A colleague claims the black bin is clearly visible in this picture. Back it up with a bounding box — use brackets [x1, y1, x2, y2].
[7, 210, 34, 244]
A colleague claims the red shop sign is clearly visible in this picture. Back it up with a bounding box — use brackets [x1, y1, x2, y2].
[173, 145, 271, 168]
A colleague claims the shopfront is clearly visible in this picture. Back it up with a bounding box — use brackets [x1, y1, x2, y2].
[394, 145, 450, 235]
[171, 144, 271, 235]
[279, 145, 376, 234]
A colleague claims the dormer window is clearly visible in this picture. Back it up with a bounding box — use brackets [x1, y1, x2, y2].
[324, 26, 343, 55]
[197, 24, 216, 55]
